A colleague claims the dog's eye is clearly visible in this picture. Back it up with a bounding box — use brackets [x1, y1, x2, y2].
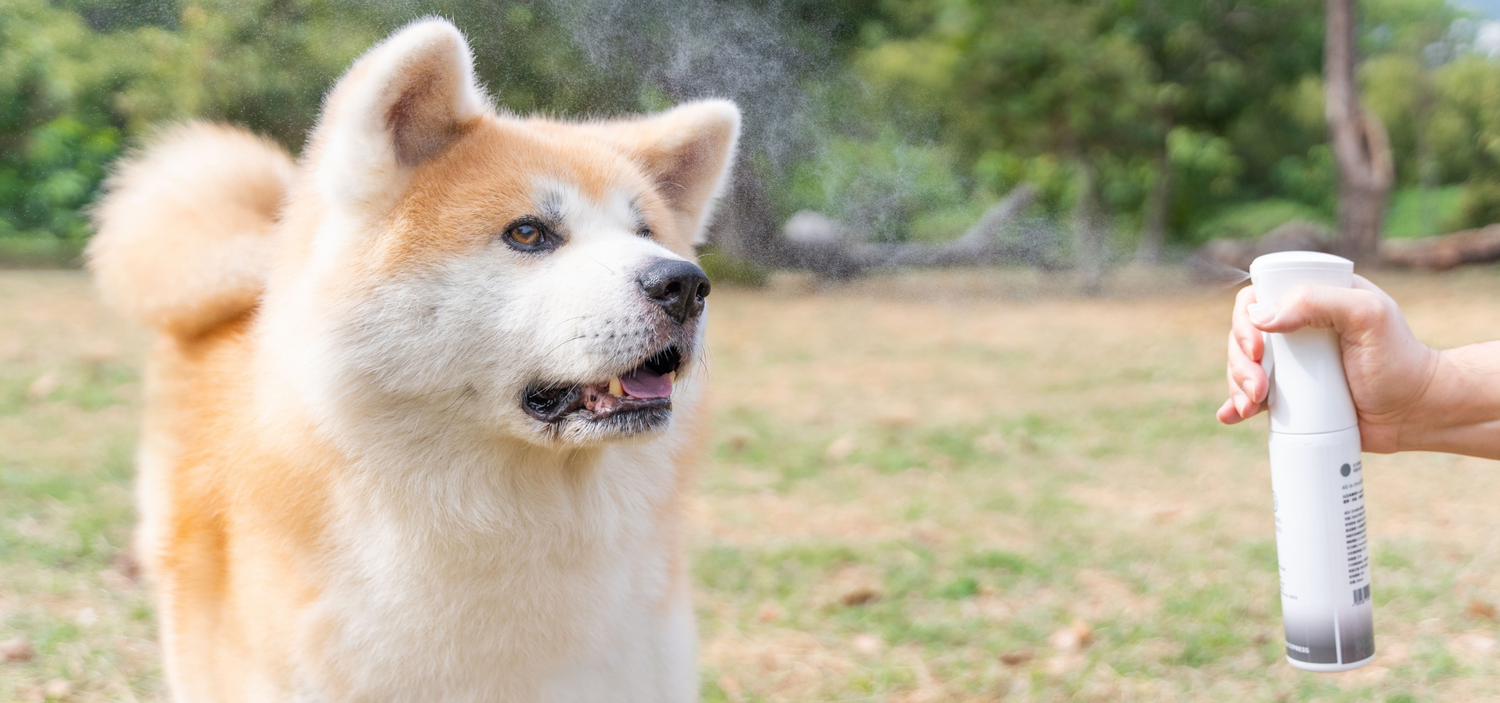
[510, 224, 541, 245]
[501, 221, 553, 251]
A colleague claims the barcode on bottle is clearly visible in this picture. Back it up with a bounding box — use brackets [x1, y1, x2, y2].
[1353, 584, 1370, 605]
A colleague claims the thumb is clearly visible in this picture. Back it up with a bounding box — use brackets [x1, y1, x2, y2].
[1248, 284, 1386, 336]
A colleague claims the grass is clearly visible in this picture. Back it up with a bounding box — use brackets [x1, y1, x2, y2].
[1383, 186, 1467, 240]
[4, 267, 1500, 701]
[1189, 186, 1469, 244]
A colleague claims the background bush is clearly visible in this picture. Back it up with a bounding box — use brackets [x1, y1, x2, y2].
[3, 0, 1500, 259]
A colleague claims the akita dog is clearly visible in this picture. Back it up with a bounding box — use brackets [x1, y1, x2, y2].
[87, 18, 738, 702]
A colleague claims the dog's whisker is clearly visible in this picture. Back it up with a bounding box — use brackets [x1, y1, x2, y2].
[542, 335, 587, 359]
[436, 385, 477, 437]
[585, 255, 616, 274]
[549, 315, 588, 332]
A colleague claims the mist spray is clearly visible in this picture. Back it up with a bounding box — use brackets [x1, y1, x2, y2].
[1250, 251, 1375, 672]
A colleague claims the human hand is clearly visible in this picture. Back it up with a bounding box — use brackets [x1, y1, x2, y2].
[1216, 275, 1440, 453]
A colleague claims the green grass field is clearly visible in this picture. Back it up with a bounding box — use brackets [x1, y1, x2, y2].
[3, 268, 1500, 702]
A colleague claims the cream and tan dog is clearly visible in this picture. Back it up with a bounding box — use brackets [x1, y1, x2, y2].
[87, 18, 738, 702]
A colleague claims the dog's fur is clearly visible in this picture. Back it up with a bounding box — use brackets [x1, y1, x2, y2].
[88, 19, 738, 702]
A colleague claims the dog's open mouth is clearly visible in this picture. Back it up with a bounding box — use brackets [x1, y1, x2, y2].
[523, 345, 683, 424]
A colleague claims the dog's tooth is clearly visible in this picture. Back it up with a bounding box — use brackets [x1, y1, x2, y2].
[667, 371, 676, 383]
[609, 377, 623, 396]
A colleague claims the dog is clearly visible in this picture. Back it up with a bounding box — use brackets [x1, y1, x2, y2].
[87, 18, 738, 702]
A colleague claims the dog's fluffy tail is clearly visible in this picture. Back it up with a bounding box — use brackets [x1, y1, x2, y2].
[89, 122, 294, 338]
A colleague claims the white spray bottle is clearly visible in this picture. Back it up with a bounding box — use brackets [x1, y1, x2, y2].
[1249, 251, 1374, 672]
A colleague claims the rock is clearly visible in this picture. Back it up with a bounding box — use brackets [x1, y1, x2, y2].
[783, 211, 847, 246]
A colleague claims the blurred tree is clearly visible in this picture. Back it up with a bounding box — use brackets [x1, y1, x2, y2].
[1106, 0, 1324, 262]
[859, 0, 1158, 289]
[1327, 0, 1394, 262]
[0, 0, 129, 240]
[2, 0, 1496, 262]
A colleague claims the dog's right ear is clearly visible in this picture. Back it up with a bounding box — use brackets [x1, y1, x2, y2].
[314, 18, 486, 212]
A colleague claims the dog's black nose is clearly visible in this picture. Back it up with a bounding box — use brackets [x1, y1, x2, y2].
[637, 258, 710, 323]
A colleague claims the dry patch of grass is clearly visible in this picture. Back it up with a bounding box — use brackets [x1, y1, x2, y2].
[3, 267, 1500, 702]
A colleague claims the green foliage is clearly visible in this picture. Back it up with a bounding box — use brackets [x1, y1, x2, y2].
[1191, 199, 1331, 243]
[3, 0, 1499, 251]
[1164, 126, 1247, 234]
[0, 1, 127, 241]
[785, 130, 966, 243]
[973, 152, 1074, 209]
[1458, 180, 1500, 230]
[0, 117, 120, 240]
[0, 0, 644, 247]
[1383, 185, 1467, 237]
[1273, 145, 1339, 215]
[1167, 128, 1242, 199]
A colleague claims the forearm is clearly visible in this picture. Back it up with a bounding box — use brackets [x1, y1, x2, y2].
[1400, 341, 1500, 459]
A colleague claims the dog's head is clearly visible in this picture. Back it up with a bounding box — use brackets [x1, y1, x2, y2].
[267, 19, 738, 447]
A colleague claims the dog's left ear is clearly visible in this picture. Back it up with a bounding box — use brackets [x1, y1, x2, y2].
[315, 18, 487, 212]
[613, 100, 742, 245]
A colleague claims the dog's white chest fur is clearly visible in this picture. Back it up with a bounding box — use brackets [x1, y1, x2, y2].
[306, 447, 696, 702]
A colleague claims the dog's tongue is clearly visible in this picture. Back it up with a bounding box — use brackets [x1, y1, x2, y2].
[621, 368, 672, 399]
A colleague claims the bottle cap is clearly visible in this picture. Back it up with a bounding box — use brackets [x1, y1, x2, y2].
[1249, 252, 1358, 434]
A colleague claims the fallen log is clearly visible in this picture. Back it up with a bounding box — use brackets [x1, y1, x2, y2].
[1379, 225, 1500, 271]
[776, 183, 1046, 277]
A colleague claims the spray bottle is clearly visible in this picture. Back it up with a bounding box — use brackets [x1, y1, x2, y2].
[1249, 251, 1375, 672]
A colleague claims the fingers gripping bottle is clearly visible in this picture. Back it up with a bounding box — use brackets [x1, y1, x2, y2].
[1250, 252, 1374, 672]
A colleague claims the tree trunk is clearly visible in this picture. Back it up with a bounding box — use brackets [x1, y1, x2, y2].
[1135, 148, 1172, 265]
[1072, 160, 1106, 295]
[1325, 0, 1394, 263]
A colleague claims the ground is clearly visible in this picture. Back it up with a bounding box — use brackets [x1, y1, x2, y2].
[2, 266, 1499, 703]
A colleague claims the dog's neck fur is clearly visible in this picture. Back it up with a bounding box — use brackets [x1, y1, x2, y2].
[243, 325, 693, 699]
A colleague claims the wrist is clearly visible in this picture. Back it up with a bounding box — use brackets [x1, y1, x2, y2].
[1396, 342, 1500, 457]
[1394, 345, 1447, 453]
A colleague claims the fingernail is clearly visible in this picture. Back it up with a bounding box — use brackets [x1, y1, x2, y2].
[1247, 303, 1276, 326]
[1243, 380, 1258, 402]
[1234, 392, 1249, 416]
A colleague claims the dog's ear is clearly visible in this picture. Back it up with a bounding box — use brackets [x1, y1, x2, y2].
[315, 18, 486, 210]
[612, 100, 741, 245]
